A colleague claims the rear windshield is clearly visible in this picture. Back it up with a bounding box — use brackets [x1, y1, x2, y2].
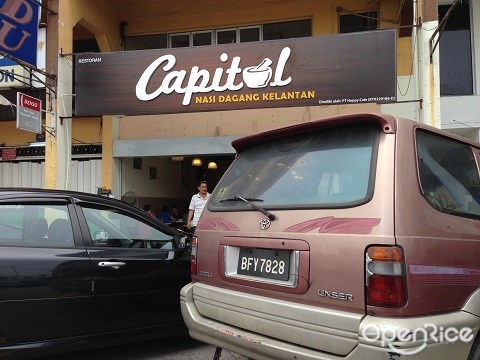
[210, 124, 379, 210]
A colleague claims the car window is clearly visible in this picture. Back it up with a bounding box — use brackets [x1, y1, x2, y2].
[0, 204, 74, 247]
[417, 130, 480, 219]
[81, 206, 175, 249]
[210, 124, 379, 209]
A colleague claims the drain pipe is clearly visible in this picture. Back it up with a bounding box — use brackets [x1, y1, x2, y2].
[412, 0, 420, 121]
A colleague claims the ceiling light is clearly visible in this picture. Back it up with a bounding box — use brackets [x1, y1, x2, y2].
[192, 158, 202, 166]
[171, 156, 184, 161]
[208, 161, 217, 169]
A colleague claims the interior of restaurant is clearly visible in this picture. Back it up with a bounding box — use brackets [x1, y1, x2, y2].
[126, 154, 235, 224]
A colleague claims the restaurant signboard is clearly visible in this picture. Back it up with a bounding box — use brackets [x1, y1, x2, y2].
[75, 29, 396, 116]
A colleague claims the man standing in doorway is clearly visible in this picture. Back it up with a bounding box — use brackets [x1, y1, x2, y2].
[187, 180, 210, 232]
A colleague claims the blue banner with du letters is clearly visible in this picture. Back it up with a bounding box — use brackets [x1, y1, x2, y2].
[0, 0, 40, 66]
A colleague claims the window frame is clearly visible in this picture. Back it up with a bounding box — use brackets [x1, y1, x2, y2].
[169, 32, 190, 48]
[339, 11, 378, 34]
[126, 19, 311, 50]
[78, 203, 177, 249]
[416, 129, 480, 220]
[239, 25, 261, 43]
[0, 202, 77, 248]
[438, 2, 473, 96]
[192, 30, 213, 47]
[216, 28, 238, 44]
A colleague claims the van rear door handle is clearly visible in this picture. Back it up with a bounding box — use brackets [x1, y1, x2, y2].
[98, 261, 126, 269]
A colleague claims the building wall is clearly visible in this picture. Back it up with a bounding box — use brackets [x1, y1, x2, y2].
[94, 0, 404, 199]
[1, 0, 412, 147]
[439, 0, 480, 139]
[118, 104, 380, 140]
[116, 0, 402, 141]
[0, 122, 36, 147]
[121, 156, 194, 214]
[0, 117, 101, 147]
[1, 0, 433, 199]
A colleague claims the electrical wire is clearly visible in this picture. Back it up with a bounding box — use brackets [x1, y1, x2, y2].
[397, 23, 418, 97]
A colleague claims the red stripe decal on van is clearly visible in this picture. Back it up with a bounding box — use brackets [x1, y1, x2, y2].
[284, 216, 380, 234]
[409, 265, 480, 285]
[197, 217, 240, 231]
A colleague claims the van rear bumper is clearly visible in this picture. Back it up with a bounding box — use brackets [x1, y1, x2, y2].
[181, 282, 479, 360]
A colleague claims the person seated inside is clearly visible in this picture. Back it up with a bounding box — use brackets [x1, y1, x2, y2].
[143, 204, 156, 218]
[170, 205, 181, 222]
[157, 205, 171, 223]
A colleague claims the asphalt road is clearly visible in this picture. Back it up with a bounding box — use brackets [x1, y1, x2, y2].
[45, 335, 249, 360]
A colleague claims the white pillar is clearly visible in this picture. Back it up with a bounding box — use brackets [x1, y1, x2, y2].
[54, 55, 73, 190]
[417, 18, 441, 128]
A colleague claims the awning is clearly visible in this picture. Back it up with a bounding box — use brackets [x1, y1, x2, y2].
[113, 136, 238, 158]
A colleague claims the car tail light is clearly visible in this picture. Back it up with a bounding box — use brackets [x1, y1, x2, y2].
[366, 246, 407, 307]
[190, 236, 197, 275]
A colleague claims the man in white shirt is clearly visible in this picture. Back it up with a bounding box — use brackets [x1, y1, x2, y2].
[187, 180, 210, 231]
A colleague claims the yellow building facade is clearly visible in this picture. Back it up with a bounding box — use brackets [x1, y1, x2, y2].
[1, 0, 441, 213]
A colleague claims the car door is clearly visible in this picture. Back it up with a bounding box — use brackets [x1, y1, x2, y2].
[73, 201, 191, 334]
[0, 197, 91, 343]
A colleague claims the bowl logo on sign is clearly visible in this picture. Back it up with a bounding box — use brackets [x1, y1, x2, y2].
[243, 58, 273, 88]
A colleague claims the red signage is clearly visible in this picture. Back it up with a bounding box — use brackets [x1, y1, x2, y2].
[19, 93, 41, 111]
[1, 147, 17, 161]
[16, 92, 42, 134]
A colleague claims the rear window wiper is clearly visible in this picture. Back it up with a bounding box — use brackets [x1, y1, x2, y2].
[220, 196, 276, 221]
[221, 196, 264, 202]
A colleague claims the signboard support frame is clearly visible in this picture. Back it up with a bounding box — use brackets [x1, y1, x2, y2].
[0, 49, 56, 80]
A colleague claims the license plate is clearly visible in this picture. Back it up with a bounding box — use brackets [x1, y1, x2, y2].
[237, 248, 290, 281]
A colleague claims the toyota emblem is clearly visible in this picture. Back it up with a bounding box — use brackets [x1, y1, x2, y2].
[259, 218, 271, 230]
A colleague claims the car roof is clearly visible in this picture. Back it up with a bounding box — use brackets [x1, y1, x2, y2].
[231, 113, 480, 154]
[231, 113, 397, 153]
[0, 187, 135, 211]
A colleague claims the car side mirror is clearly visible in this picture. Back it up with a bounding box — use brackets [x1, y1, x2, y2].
[176, 235, 190, 249]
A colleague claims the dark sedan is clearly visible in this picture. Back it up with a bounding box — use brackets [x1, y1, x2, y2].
[0, 188, 191, 359]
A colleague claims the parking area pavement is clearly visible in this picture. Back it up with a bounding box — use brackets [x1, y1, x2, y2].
[45, 335, 249, 360]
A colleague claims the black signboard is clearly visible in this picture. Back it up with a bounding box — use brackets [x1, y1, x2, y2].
[75, 29, 396, 116]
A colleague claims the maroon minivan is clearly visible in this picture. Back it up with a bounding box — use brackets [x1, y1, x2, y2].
[181, 113, 480, 359]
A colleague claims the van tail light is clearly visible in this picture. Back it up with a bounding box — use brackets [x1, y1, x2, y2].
[366, 246, 407, 307]
[190, 236, 198, 276]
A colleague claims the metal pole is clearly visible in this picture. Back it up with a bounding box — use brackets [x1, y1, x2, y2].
[213, 347, 222, 360]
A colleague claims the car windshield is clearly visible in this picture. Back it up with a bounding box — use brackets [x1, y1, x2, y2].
[210, 124, 379, 209]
